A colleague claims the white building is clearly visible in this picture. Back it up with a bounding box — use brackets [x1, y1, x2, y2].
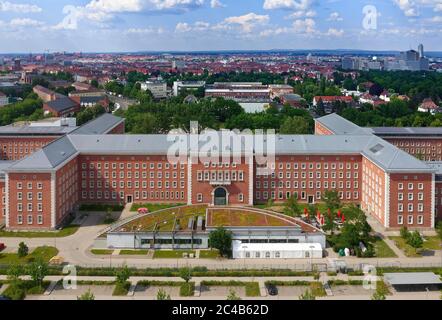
[140, 80, 168, 99]
[173, 81, 206, 96]
[0, 91, 8, 107]
[232, 241, 323, 259]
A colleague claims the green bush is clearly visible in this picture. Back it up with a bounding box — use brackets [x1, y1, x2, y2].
[2, 284, 26, 300]
[112, 281, 131, 296]
[179, 282, 195, 297]
[18, 242, 29, 258]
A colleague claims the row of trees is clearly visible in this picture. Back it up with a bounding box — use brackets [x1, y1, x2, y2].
[0, 93, 44, 126]
[116, 97, 314, 135]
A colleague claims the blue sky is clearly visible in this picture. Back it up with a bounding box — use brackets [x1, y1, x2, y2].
[0, 0, 442, 52]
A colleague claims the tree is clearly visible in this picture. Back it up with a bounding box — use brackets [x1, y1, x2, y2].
[227, 289, 242, 300]
[27, 259, 48, 289]
[279, 116, 310, 134]
[7, 264, 23, 285]
[208, 227, 233, 257]
[407, 231, 423, 253]
[179, 267, 192, 283]
[283, 196, 302, 217]
[90, 79, 99, 88]
[77, 289, 95, 300]
[299, 289, 316, 300]
[369, 83, 384, 96]
[315, 99, 325, 116]
[371, 291, 386, 300]
[436, 222, 442, 243]
[17, 242, 29, 258]
[157, 288, 171, 300]
[400, 226, 410, 240]
[115, 265, 131, 285]
[323, 190, 341, 212]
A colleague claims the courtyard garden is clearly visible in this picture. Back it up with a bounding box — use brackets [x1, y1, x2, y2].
[0, 245, 58, 265]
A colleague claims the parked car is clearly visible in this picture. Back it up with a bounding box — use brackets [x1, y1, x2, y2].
[0, 243, 5, 252]
[266, 284, 278, 296]
[0, 295, 11, 301]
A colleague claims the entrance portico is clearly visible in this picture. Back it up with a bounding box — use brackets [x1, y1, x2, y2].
[212, 186, 229, 206]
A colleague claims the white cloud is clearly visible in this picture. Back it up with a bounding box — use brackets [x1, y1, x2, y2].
[327, 12, 343, 21]
[175, 22, 192, 32]
[56, 0, 206, 30]
[125, 27, 164, 34]
[0, 1, 42, 13]
[263, 0, 312, 10]
[325, 28, 344, 36]
[210, 0, 225, 8]
[223, 13, 270, 32]
[287, 9, 316, 18]
[292, 18, 316, 33]
[9, 18, 44, 27]
[393, 0, 418, 16]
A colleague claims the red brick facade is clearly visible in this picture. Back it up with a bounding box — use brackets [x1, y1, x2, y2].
[0, 137, 58, 161]
[384, 138, 442, 162]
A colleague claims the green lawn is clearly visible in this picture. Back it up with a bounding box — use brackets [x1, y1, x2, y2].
[112, 281, 131, 296]
[0, 225, 80, 238]
[199, 249, 220, 259]
[389, 237, 421, 257]
[130, 203, 184, 212]
[0, 246, 59, 265]
[153, 250, 196, 259]
[90, 249, 114, 255]
[389, 236, 441, 257]
[119, 250, 149, 255]
[245, 282, 260, 297]
[422, 236, 442, 250]
[373, 237, 397, 258]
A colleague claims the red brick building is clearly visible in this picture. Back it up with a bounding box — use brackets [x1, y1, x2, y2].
[0, 113, 439, 231]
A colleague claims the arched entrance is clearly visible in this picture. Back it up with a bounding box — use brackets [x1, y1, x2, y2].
[213, 187, 228, 206]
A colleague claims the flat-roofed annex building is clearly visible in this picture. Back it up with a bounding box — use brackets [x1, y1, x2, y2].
[1, 113, 438, 231]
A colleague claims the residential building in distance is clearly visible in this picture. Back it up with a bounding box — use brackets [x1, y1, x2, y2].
[173, 81, 206, 96]
[418, 98, 439, 114]
[0, 91, 8, 106]
[43, 97, 81, 117]
[269, 84, 294, 100]
[140, 80, 168, 99]
[72, 82, 93, 91]
[205, 82, 270, 102]
[33, 85, 56, 102]
[280, 94, 304, 108]
[385, 44, 430, 71]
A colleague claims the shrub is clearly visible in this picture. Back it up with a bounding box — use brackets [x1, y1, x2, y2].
[2, 283, 26, 300]
[180, 282, 195, 297]
[400, 226, 410, 240]
[112, 281, 131, 296]
[78, 289, 95, 300]
[17, 242, 29, 258]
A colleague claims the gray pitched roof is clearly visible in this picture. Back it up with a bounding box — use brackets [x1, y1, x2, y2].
[371, 127, 442, 137]
[0, 125, 76, 136]
[316, 113, 371, 135]
[45, 97, 79, 112]
[7, 136, 78, 171]
[5, 113, 434, 173]
[70, 113, 124, 135]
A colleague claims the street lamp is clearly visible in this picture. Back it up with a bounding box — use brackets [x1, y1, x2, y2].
[109, 245, 115, 269]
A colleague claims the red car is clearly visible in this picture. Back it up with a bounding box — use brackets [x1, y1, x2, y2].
[0, 243, 5, 252]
